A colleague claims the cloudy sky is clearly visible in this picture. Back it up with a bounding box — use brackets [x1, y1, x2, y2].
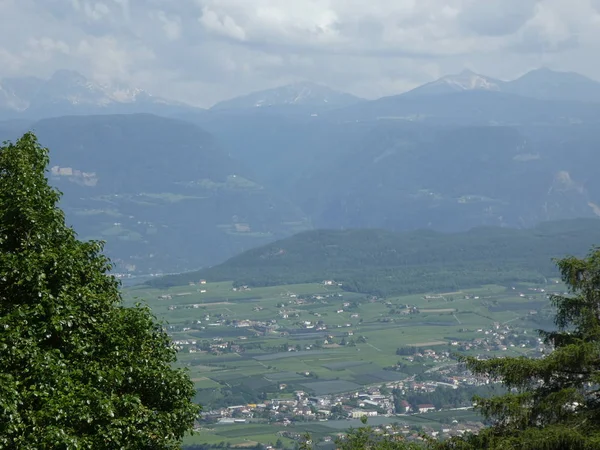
[2, 0, 600, 107]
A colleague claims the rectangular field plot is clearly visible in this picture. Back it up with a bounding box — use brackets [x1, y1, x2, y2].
[212, 424, 278, 439]
[322, 361, 372, 371]
[300, 380, 362, 395]
[488, 300, 548, 312]
[191, 377, 222, 389]
[238, 376, 277, 390]
[254, 350, 336, 361]
[351, 370, 408, 384]
[209, 369, 266, 382]
[264, 372, 306, 382]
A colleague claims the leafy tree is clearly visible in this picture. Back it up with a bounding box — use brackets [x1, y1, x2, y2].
[330, 404, 344, 417]
[300, 417, 424, 450]
[438, 248, 600, 450]
[0, 133, 200, 448]
[335, 424, 424, 450]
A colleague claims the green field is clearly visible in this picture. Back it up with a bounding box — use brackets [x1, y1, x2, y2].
[184, 424, 295, 448]
[182, 409, 484, 448]
[124, 280, 560, 387]
[124, 278, 563, 448]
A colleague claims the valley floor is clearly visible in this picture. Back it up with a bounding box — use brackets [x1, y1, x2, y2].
[124, 279, 562, 448]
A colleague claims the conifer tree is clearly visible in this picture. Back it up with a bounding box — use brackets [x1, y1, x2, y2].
[0, 133, 200, 448]
[437, 248, 600, 450]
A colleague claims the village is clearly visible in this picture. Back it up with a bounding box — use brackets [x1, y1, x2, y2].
[198, 369, 491, 446]
[129, 279, 561, 447]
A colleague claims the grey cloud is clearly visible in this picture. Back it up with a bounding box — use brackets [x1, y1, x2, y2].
[511, 29, 580, 54]
[457, 0, 539, 37]
[334, 17, 385, 40]
[0, 0, 599, 107]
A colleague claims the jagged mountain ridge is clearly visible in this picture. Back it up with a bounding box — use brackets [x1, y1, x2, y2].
[0, 70, 196, 118]
[402, 68, 600, 103]
[403, 69, 505, 97]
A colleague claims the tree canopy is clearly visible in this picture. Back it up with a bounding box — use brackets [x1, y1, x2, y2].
[0, 133, 200, 448]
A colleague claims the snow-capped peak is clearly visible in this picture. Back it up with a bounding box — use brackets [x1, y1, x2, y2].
[42, 70, 150, 106]
[403, 70, 505, 97]
[437, 70, 502, 92]
[212, 81, 363, 110]
[0, 70, 177, 116]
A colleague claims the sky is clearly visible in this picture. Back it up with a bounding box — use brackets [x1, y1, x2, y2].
[1, 0, 600, 107]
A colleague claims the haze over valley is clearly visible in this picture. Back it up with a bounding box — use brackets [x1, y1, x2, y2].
[4, 2, 600, 448]
[2, 68, 600, 276]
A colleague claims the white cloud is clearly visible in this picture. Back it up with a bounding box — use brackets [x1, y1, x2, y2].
[199, 7, 247, 41]
[0, 0, 599, 106]
[150, 10, 182, 41]
[74, 36, 155, 86]
[28, 37, 71, 55]
[457, 0, 539, 37]
[83, 2, 110, 21]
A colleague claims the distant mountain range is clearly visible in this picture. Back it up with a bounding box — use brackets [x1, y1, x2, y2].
[211, 81, 364, 112]
[4, 67, 600, 277]
[207, 68, 600, 111]
[403, 70, 504, 97]
[175, 68, 600, 245]
[505, 68, 600, 103]
[0, 70, 196, 119]
[402, 68, 600, 103]
[3, 67, 600, 121]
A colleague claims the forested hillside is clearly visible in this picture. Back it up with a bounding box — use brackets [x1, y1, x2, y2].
[149, 219, 600, 296]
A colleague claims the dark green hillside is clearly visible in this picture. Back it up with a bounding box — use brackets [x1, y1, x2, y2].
[148, 219, 600, 296]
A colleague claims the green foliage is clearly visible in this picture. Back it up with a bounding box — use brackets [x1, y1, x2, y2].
[336, 426, 423, 450]
[0, 133, 200, 448]
[151, 220, 600, 296]
[299, 423, 425, 450]
[436, 248, 600, 450]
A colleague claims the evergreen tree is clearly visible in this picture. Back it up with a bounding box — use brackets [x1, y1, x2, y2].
[0, 133, 200, 448]
[438, 248, 600, 450]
